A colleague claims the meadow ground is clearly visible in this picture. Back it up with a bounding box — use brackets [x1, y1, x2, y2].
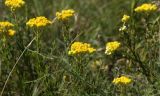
[0, 0, 160, 96]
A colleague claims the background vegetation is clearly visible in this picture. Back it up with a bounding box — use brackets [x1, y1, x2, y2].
[0, 0, 160, 96]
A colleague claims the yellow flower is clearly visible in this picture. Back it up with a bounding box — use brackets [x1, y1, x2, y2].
[121, 15, 130, 23]
[56, 9, 75, 21]
[135, 3, 157, 12]
[112, 76, 132, 85]
[0, 21, 14, 32]
[105, 41, 120, 55]
[5, 0, 25, 11]
[68, 42, 96, 55]
[8, 29, 16, 36]
[26, 16, 52, 28]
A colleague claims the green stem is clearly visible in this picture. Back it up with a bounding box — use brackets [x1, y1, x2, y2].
[124, 32, 152, 83]
[36, 30, 39, 52]
[0, 37, 36, 96]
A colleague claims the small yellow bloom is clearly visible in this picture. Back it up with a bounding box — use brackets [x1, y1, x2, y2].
[26, 16, 52, 28]
[135, 3, 157, 12]
[56, 9, 75, 21]
[68, 42, 96, 55]
[121, 15, 130, 23]
[8, 29, 16, 36]
[105, 41, 120, 55]
[5, 0, 25, 11]
[0, 21, 14, 32]
[112, 76, 132, 85]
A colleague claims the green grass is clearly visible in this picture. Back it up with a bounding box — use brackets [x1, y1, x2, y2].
[0, 0, 160, 96]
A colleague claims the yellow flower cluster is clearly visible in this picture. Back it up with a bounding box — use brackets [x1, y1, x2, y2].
[26, 16, 52, 28]
[105, 41, 121, 55]
[0, 21, 16, 36]
[68, 42, 96, 55]
[112, 76, 132, 85]
[0, 21, 14, 30]
[8, 29, 16, 36]
[56, 9, 75, 21]
[135, 3, 157, 12]
[5, 0, 25, 11]
[121, 14, 130, 23]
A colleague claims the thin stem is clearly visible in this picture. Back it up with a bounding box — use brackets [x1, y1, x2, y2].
[0, 37, 36, 96]
[36, 30, 39, 52]
[124, 32, 152, 82]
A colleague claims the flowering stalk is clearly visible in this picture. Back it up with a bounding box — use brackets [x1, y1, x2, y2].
[122, 19, 155, 83]
[55, 9, 75, 46]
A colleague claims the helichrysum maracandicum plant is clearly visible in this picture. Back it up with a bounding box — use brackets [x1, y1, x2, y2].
[26, 16, 52, 28]
[121, 14, 130, 23]
[1, 0, 160, 96]
[56, 9, 75, 21]
[5, 0, 25, 11]
[0, 21, 14, 31]
[105, 41, 121, 55]
[0, 21, 16, 36]
[8, 29, 16, 36]
[119, 14, 130, 32]
[68, 42, 96, 55]
[112, 76, 132, 85]
[134, 3, 158, 13]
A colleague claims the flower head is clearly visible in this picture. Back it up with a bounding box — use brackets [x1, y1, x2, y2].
[121, 15, 130, 23]
[112, 76, 132, 85]
[68, 42, 96, 55]
[5, 0, 25, 11]
[56, 9, 75, 21]
[26, 16, 52, 28]
[8, 29, 16, 36]
[135, 3, 157, 12]
[105, 41, 120, 55]
[0, 21, 14, 32]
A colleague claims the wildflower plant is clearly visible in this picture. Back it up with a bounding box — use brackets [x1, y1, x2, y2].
[121, 14, 130, 23]
[56, 9, 75, 21]
[134, 3, 158, 13]
[0, 21, 14, 31]
[68, 42, 96, 55]
[117, 2, 159, 89]
[5, 0, 25, 11]
[0, 21, 16, 39]
[54, 9, 76, 48]
[112, 76, 132, 85]
[0, 0, 160, 96]
[105, 41, 121, 55]
[8, 29, 16, 36]
[26, 16, 51, 50]
[26, 16, 52, 28]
